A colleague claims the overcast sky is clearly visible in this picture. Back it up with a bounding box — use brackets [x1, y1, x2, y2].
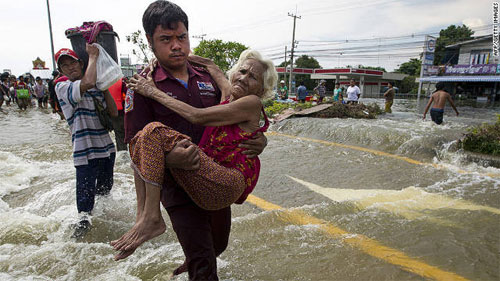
[1, 0, 494, 75]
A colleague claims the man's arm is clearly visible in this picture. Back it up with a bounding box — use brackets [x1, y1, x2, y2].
[422, 95, 434, 120]
[447, 95, 459, 116]
[80, 44, 99, 93]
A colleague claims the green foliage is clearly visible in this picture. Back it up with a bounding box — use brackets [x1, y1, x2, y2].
[193, 39, 248, 73]
[278, 55, 321, 90]
[395, 58, 421, 76]
[396, 75, 418, 94]
[126, 30, 152, 64]
[295, 55, 321, 90]
[310, 103, 382, 119]
[295, 55, 321, 69]
[460, 115, 500, 156]
[355, 65, 387, 72]
[434, 25, 474, 65]
[264, 101, 381, 119]
[263, 101, 315, 117]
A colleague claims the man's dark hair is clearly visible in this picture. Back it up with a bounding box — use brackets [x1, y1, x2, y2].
[52, 71, 59, 77]
[36, 76, 41, 81]
[435, 82, 445, 91]
[335, 82, 340, 85]
[388, 81, 393, 86]
[142, 0, 189, 37]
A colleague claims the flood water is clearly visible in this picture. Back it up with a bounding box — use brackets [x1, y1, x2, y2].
[0, 98, 499, 281]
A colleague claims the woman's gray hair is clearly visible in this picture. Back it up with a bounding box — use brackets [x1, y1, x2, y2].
[227, 49, 278, 99]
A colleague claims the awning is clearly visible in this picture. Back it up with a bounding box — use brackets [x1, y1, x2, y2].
[419, 75, 500, 82]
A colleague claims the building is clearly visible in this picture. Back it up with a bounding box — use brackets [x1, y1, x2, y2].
[276, 67, 407, 97]
[419, 35, 500, 102]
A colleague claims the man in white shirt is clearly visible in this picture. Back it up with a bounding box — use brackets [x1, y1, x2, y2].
[55, 45, 118, 238]
[346, 79, 361, 104]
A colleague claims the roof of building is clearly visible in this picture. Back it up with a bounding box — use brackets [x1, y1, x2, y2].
[445, 35, 493, 49]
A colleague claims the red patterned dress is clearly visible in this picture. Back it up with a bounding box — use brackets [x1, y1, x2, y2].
[130, 100, 269, 210]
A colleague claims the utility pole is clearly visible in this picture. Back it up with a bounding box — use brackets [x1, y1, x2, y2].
[288, 11, 300, 96]
[46, 0, 56, 71]
[284, 46, 288, 83]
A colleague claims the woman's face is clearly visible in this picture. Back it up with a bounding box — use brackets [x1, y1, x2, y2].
[230, 58, 265, 100]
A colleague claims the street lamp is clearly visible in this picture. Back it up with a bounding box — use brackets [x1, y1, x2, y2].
[46, 0, 56, 71]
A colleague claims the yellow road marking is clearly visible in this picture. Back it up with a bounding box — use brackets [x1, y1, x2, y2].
[266, 131, 500, 178]
[246, 194, 471, 281]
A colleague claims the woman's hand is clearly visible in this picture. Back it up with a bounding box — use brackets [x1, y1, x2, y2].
[187, 55, 216, 69]
[127, 74, 157, 99]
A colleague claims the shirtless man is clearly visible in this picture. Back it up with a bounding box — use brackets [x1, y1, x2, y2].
[422, 82, 459, 124]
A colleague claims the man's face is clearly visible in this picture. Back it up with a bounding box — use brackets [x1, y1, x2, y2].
[36, 79, 42, 85]
[148, 22, 190, 71]
[58, 56, 83, 81]
[350, 80, 355, 86]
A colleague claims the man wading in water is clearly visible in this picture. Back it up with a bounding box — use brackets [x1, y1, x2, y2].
[422, 82, 459, 124]
[54, 46, 118, 238]
[118, 1, 267, 279]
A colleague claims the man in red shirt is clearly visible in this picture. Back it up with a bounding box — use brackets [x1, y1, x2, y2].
[120, 1, 267, 280]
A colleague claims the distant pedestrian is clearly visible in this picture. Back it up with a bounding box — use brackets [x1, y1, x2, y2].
[278, 80, 288, 100]
[314, 80, 326, 103]
[297, 81, 307, 103]
[422, 82, 459, 124]
[16, 75, 30, 110]
[346, 79, 361, 104]
[333, 82, 342, 102]
[34, 77, 48, 108]
[383, 81, 395, 113]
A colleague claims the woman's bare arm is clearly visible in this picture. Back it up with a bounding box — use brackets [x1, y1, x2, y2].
[128, 74, 260, 127]
[188, 55, 231, 102]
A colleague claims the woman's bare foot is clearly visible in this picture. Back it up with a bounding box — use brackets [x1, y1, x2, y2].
[111, 222, 140, 249]
[114, 248, 136, 261]
[112, 216, 166, 253]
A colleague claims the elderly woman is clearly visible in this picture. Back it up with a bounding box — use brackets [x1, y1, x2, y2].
[111, 50, 277, 259]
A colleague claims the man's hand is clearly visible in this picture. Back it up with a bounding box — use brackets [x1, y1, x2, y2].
[422, 115, 426, 120]
[165, 139, 200, 170]
[239, 132, 267, 159]
[86, 43, 99, 58]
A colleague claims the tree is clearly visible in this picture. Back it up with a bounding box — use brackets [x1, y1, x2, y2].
[434, 25, 474, 65]
[126, 30, 152, 64]
[395, 58, 421, 76]
[193, 39, 248, 73]
[355, 65, 386, 72]
[396, 75, 418, 94]
[278, 55, 321, 90]
[295, 55, 321, 69]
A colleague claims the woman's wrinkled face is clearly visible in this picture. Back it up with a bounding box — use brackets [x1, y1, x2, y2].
[230, 58, 265, 100]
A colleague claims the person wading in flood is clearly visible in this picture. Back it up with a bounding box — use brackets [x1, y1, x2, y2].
[119, 1, 268, 279]
[422, 82, 459, 124]
[54, 45, 118, 238]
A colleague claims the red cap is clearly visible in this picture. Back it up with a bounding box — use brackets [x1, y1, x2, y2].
[54, 48, 79, 66]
